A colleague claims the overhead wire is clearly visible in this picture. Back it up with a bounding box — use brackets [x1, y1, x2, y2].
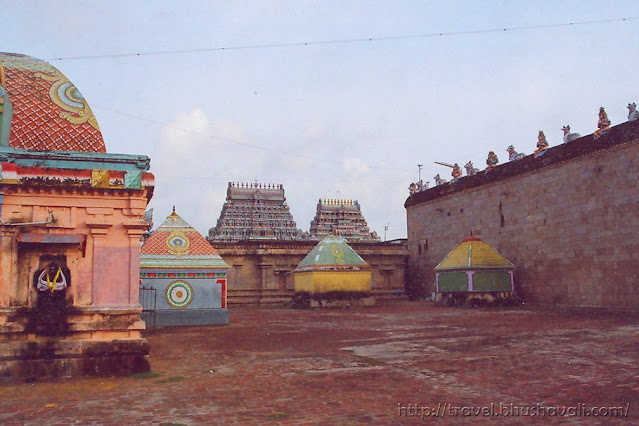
[70, 15, 638, 175]
[44, 16, 638, 61]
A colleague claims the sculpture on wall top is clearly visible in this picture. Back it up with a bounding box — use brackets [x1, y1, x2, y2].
[534, 131, 549, 158]
[507, 145, 525, 161]
[434, 161, 460, 182]
[485, 151, 499, 169]
[562, 125, 581, 143]
[628, 102, 639, 122]
[451, 163, 462, 182]
[408, 180, 429, 194]
[434, 174, 447, 186]
[594, 107, 611, 138]
[464, 161, 480, 176]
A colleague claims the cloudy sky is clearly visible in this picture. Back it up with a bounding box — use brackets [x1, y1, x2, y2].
[5, 1, 639, 240]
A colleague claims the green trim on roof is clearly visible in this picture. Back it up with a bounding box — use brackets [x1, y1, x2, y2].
[296, 235, 368, 269]
[0, 146, 150, 171]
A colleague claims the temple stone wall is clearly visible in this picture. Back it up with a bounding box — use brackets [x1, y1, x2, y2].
[405, 120, 639, 309]
[212, 240, 408, 305]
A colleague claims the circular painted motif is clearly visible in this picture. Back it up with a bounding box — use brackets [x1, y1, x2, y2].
[57, 82, 85, 109]
[166, 232, 190, 254]
[165, 280, 193, 309]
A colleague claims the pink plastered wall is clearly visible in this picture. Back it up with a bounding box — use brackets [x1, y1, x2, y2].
[0, 188, 150, 309]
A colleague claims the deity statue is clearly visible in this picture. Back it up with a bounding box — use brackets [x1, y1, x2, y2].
[534, 131, 549, 158]
[36, 262, 69, 293]
[464, 161, 480, 176]
[628, 102, 639, 122]
[594, 107, 611, 139]
[562, 125, 581, 143]
[434, 174, 447, 186]
[408, 182, 417, 195]
[451, 163, 462, 182]
[507, 145, 525, 161]
[485, 151, 499, 169]
[408, 180, 428, 194]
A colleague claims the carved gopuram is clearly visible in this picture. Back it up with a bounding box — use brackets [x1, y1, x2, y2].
[309, 199, 381, 242]
[208, 185, 406, 306]
[208, 182, 306, 242]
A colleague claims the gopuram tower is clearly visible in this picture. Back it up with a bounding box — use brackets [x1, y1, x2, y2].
[309, 199, 381, 242]
[208, 182, 307, 242]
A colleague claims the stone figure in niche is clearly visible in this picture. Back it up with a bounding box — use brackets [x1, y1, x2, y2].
[33, 260, 72, 336]
[485, 151, 499, 169]
[434, 174, 447, 186]
[451, 163, 462, 182]
[562, 125, 581, 143]
[507, 145, 525, 161]
[36, 261, 69, 293]
[594, 107, 611, 139]
[464, 161, 480, 176]
[534, 131, 549, 158]
[628, 102, 639, 122]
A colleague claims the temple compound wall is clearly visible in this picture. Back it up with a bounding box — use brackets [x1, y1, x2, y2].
[213, 240, 408, 305]
[405, 119, 639, 309]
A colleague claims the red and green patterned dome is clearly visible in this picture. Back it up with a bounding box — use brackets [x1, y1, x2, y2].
[0, 52, 106, 152]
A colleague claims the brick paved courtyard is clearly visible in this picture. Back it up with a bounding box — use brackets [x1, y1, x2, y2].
[1, 302, 638, 424]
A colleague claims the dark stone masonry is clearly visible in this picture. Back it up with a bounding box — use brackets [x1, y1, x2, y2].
[405, 120, 639, 309]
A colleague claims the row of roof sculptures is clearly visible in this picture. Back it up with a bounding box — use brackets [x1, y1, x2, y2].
[230, 182, 284, 190]
[409, 103, 638, 193]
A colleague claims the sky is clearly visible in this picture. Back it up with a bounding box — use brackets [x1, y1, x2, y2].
[5, 1, 639, 240]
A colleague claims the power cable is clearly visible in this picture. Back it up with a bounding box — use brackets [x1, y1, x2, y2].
[44, 16, 638, 61]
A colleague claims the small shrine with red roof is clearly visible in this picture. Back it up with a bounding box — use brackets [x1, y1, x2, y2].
[141, 208, 230, 326]
[0, 52, 154, 379]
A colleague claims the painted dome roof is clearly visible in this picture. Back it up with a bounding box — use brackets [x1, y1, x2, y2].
[141, 208, 229, 269]
[435, 236, 514, 271]
[296, 235, 369, 271]
[0, 52, 106, 152]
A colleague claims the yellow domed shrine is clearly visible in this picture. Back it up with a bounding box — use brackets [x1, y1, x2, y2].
[293, 235, 374, 307]
[434, 236, 519, 306]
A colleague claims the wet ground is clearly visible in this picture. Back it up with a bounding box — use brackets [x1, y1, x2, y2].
[1, 302, 638, 424]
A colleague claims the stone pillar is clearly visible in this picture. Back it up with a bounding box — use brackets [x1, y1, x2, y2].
[124, 220, 148, 306]
[259, 263, 275, 289]
[86, 220, 111, 306]
[0, 227, 18, 307]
